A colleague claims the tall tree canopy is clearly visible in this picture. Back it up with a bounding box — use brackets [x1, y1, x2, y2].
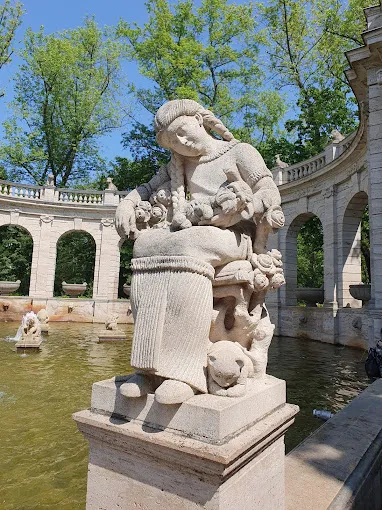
[259, 0, 371, 164]
[117, 0, 287, 169]
[1, 17, 126, 186]
[0, 0, 23, 97]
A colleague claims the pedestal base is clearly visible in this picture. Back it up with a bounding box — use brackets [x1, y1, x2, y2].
[97, 330, 126, 342]
[15, 338, 42, 350]
[74, 376, 298, 510]
[40, 324, 49, 334]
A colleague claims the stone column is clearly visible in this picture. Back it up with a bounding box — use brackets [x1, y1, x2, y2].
[92, 218, 120, 300]
[74, 376, 298, 510]
[322, 186, 338, 312]
[29, 214, 56, 298]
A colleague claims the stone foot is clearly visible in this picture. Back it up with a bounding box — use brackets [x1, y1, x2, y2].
[119, 373, 153, 398]
[155, 380, 196, 405]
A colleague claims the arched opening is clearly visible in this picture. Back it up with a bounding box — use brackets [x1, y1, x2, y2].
[285, 213, 324, 306]
[118, 238, 134, 298]
[54, 231, 96, 297]
[0, 225, 33, 295]
[341, 191, 369, 307]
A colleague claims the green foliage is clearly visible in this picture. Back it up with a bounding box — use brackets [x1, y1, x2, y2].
[118, 239, 134, 298]
[258, 0, 367, 162]
[0, 0, 24, 97]
[1, 17, 125, 187]
[119, 0, 287, 165]
[297, 216, 324, 288]
[0, 225, 32, 295]
[54, 232, 96, 297]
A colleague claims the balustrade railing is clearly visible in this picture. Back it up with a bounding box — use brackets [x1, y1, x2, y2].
[57, 189, 103, 204]
[0, 129, 360, 203]
[272, 130, 357, 185]
[0, 180, 42, 200]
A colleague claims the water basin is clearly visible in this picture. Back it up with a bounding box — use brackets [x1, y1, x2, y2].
[0, 323, 369, 509]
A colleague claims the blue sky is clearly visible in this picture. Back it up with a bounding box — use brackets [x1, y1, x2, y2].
[0, 0, 155, 164]
[1, 0, 268, 171]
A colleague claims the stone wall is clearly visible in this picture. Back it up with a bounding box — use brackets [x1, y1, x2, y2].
[286, 379, 382, 510]
[0, 295, 133, 324]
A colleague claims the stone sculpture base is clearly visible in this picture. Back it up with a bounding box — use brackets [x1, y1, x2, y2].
[97, 330, 126, 343]
[40, 324, 49, 334]
[15, 339, 42, 350]
[74, 376, 298, 510]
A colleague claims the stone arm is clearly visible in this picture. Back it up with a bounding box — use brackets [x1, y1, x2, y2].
[235, 143, 281, 215]
[115, 163, 171, 239]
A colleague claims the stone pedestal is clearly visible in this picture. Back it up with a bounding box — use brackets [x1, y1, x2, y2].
[15, 338, 42, 350]
[40, 324, 49, 334]
[97, 330, 126, 342]
[74, 376, 298, 510]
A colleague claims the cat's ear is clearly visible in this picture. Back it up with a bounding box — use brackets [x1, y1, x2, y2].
[209, 355, 216, 364]
[236, 358, 244, 369]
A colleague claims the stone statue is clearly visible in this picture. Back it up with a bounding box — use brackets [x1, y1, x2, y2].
[98, 313, 126, 343]
[105, 313, 120, 331]
[37, 308, 49, 333]
[21, 311, 41, 343]
[115, 99, 285, 404]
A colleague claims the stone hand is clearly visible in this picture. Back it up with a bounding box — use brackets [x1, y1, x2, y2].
[115, 199, 138, 240]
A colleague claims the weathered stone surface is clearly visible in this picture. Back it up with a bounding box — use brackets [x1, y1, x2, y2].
[74, 382, 298, 510]
[114, 99, 285, 403]
[91, 375, 286, 444]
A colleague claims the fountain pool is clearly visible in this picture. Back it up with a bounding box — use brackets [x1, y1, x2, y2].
[0, 322, 369, 509]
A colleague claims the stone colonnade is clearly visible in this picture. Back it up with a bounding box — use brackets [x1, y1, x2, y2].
[0, 185, 125, 300]
[267, 4, 382, 349]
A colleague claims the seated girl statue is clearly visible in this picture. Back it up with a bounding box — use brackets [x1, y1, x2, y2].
[115, 99, 284, 405]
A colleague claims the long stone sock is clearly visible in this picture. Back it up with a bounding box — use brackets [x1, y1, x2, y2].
[130, 255, 214, 393]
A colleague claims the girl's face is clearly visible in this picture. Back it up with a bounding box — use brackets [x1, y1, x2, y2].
[160, 114, 208, 157]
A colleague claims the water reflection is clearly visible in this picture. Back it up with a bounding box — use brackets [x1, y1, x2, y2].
[268, 336, 369, 451]
[0, 324, 369, 508]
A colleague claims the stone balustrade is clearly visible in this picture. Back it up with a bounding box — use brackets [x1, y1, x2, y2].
[0, 178, 128, 206]
[271, 131, 357, 185]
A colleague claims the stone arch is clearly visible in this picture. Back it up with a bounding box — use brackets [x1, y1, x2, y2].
[0, 224, 34, 295]
[340, 191, 368, 307]
[53, 229, 97, 297]
[284, 212, 324, 305]
[118, 238, 134, 298]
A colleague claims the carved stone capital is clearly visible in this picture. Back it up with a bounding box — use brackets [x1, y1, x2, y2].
[322, 187, 334, 199]
[101, 217, 114, 227]
[40, 214, 54, 224]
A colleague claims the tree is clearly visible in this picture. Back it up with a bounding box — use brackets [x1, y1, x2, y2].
[118, 0, 287, 170]
[1, 17, 125, 186]
[297, 216, 324, 288]
[54, 231, 96, 297]
[0, 0, 24, 97]
[0, 225, 33, 295]
[258, 0, 369, 163]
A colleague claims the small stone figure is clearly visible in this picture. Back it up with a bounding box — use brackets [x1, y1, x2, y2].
[274, 154, 289, 168]
[37, 308, 49, 334]
[330, 129, 345, 142]
[207, 341, 254, 397]
[15, 311, 42, 350]
[98, 313, 126, 343]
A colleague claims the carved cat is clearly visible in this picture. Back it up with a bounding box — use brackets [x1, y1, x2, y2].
[207, 341, 254, 397]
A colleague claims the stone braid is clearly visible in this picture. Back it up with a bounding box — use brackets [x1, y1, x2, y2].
[201, 110, 236, 141]
[170, 152, 186, 222]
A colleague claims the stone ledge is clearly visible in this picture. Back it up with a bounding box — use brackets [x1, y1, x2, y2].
[286, 379, 382, 510]
[90, 375, 286, 444]
[74, 401, 298, 471]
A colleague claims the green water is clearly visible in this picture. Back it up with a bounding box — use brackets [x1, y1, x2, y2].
[0, 323, 369, 509]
